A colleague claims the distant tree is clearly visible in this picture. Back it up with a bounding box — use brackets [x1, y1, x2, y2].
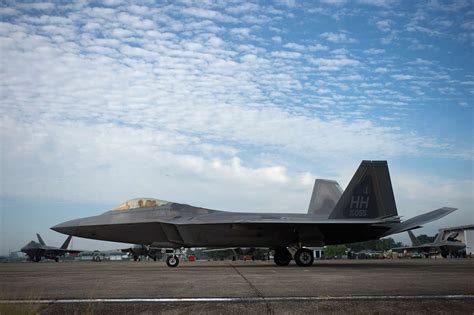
[346, 238, 403, 252]
[416, 234, 436, 244]
[324, 245, 347, 258]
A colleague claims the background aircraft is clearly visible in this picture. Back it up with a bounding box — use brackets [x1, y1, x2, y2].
[52, 160, 456, 267]
[392, 230, 466, 258]
[121, 244, 164, 261]
[20, 233, 81, 262]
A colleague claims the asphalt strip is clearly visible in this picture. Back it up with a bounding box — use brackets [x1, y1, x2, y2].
[1, 295, 473, 304]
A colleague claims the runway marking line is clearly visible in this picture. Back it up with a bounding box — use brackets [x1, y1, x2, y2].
[1, 295, 473, 304]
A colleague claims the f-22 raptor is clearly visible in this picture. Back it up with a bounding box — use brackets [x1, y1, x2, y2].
[52, 161, 456, 267]
[393, 230, 466, 258]
[21, 234, 81, 262]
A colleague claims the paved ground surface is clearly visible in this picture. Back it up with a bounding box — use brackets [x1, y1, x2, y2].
[0, 259, 473, 314]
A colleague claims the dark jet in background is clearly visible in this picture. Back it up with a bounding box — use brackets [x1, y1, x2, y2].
[392, 230, 466, 258]
[21, 233, 81, 262]
[52, 160, 456, 267]
[121, 244, 163, 261]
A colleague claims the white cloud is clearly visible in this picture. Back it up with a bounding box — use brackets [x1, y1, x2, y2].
[271, 50, 302, 59]
[376, 19, 393, 32]
[309, 43, 329, 51]
[181, 7, 239, 23]
[283, 42, 306, 51]
[364, 48, 386, 54]
[321, 32, 357, 43]
[358, 0, 396, 8]
[391, 74, 414, 80]
[272, 36, 282, 43]
[309, 57, 361, 70]
[320, 0, 348, 5]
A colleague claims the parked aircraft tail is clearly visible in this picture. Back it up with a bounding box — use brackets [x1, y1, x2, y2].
[36, 233, 46, 246]
[307, 179, 342, 217]
[60, 235, 72, 249]
[408, 230, 421, 246]
[329, 160, 398, 219]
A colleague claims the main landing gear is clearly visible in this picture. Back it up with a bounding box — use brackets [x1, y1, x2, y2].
[274, 247, 292, 266]
[273, 246, 314, 267]
[166, 255, 179, 267]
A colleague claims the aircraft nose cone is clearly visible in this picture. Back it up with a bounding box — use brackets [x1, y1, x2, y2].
[51, 219, 81, 235]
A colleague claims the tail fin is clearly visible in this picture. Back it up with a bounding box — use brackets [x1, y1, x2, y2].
[36, 233, 46, 246]
[408, 230, 421, 246]
[61, 235, 72, 249]
[307, 179, 342, 217]
[329, 160, 398, 219]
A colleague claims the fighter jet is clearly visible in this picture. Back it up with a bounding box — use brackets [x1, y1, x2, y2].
[52, 160, 456, 267]
[392, 230, 466, 258]
[21, 233, 81, 262]
[121, 244, 163, 261]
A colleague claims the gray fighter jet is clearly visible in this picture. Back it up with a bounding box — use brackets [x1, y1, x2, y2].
[392, 230, 466, 258]
[20, 233, 81, 262]
[52, 161, 456, 267]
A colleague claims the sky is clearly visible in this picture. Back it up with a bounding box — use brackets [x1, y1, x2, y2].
[0, 0, 473, 254]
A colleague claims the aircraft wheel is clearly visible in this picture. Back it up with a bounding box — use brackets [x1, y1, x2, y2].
[166, 255, 179, 267]
[294, 248, 314, 267]
[273, 247, 291, 266]
[34, 256, 41, 263]
[153, 257, 157, 261]
[54, 257, 59, 262]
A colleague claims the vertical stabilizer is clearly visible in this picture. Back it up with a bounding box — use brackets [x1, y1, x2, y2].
[61, 235, 72, 249]
[36, 233, 46, 246]
[329, 160, 398, 219]
[307, 179, 343, 217]
[408, 230, 421, 246]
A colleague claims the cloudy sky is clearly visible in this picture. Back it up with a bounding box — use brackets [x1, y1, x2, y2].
[1, 0, 473, 254]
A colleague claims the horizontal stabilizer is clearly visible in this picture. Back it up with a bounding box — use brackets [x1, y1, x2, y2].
[382, 207, 456, 236]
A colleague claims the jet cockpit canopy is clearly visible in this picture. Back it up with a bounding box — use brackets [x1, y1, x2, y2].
[112, 198, 171, 211]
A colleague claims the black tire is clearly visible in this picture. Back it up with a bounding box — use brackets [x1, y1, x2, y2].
[34, 256, 41, 263]
[274, 247, 292, 266]
[54, 257, 59, 262]
[166, 255, 179, 267]
[294, 248, 314, 267]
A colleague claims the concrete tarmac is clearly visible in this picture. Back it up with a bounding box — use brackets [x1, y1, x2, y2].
[0, 259, 473, 314]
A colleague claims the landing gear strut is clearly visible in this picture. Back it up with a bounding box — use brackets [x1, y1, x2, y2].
[273, 247, 292, 266]
[166, 255, 179, 267]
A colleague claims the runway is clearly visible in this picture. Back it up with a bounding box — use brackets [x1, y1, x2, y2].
[1, 259, 473, 314]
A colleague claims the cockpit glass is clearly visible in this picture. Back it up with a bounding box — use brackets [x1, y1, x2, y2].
[112, 198, 170, 211]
